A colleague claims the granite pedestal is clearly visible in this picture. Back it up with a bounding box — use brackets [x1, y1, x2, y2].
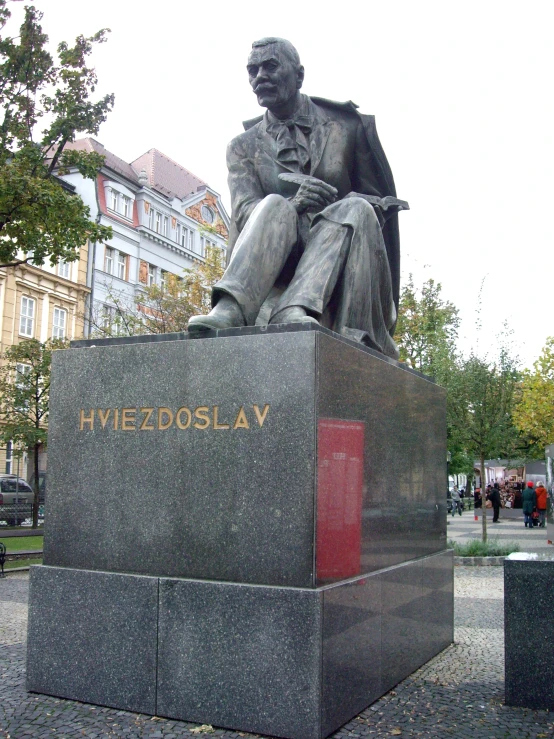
[27, 325, 453, 739]
[505, 552, 554, 710]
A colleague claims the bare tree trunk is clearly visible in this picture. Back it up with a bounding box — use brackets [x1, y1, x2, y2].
[480, 453, 487, 543]
[32, 442, 40, 529]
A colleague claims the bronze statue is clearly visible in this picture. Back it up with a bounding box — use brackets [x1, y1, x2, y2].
[188, 37, 408, 358]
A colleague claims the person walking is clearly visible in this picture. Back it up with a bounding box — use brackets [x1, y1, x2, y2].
[522, 481, 536, 528]
[535, 481, 548, 527]
[451, 487, 462, 516]
[490, 482, 501, 523]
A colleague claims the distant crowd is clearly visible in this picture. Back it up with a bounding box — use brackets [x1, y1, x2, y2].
[473, 481, 548, 528]
[456, 480, 549, 527]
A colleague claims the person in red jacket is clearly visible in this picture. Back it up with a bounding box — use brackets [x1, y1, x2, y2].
[535, 481, 548, 527]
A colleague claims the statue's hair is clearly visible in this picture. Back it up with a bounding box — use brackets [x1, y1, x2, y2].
[250, 37, 301, 69]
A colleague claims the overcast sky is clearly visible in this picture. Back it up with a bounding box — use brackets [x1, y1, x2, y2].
[9, 0, 553, 367]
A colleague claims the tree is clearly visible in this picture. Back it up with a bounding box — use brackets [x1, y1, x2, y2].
[453, 348, 521, 541]
[0, 1, 113, 268]
[514, 337, 554, 453]
[90, 244, 226, 338]
[395, 274, 460, 377]
[395, 275, 473, 481]
[0, 338, 66, 527]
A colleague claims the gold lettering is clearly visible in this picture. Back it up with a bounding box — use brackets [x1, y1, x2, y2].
[98, 409, 111, 429]
[233, 406, 249, 429]
[253, 404, 270, 427]
[80, 409, 94, 430]
[193, 406, 210, 429]
[176, 407, 192, 429]
[158, 407, 174, 430]
[213, 405, 230, 429]
[122, 408, 136, 431]
[139, 407, 155, 431]
[113, 408, 119, 430]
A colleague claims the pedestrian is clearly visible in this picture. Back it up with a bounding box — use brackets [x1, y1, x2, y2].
[474, 488, 482, 509]
[522, 481, 536, 528]
[535, 481, 548, 528]
[489, 482, 501, 523]
[451, 487, 462, 516]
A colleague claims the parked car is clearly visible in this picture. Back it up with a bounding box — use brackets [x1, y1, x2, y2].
[0, 475, 33, 526]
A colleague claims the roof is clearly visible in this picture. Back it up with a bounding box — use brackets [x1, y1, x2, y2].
[63, 138, 140, 184]
[63, 139, 208, 201]
[130, 149, 207, 199]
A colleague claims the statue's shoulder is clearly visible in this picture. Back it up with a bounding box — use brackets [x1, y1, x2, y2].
[310, 97, 360, 115]
[311, 97, 376, 128]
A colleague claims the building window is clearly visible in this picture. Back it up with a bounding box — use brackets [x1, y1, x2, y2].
[175, 224, 181, 244]
[102, 305, 116, 334]
[117, 251, 126, 280]
[149, 208, 155, 230]
[58, 261, 70, 279]
[122, 195, 132, 219]
[201, 205, 214, 224]
[163, 216, 169, 237]
[160, 270, 168, 291]
[148, 264, 156, 287]
[155, 212, 162, 234]
[52, 307, 67, 339]
[15, 363, 31, 411]
[19, 296, 35, 337]
[105, 246, 114, 274]
[109, 189, 119, 212]
[105, 247, 127, 280]
[16, 363, 31, 382]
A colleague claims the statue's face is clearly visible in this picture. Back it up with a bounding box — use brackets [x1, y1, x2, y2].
[247, 44, 302, 112]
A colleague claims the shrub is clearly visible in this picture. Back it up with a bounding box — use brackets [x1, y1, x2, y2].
[448, 538, 520, 557]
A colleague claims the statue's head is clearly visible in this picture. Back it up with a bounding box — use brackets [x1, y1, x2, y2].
[247, 38, 304, 115]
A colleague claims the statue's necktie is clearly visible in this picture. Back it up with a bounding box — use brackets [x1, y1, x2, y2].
[266, 115, 313, 173]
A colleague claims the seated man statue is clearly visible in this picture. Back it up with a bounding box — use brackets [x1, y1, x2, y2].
[188, 37, 408, 359]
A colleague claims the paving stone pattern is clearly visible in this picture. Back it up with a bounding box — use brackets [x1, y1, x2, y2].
[448, 508, 552, 555]
[1, 570, 553, 739]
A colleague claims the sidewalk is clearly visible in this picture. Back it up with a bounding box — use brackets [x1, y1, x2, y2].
[1, 570, 553, 739]
[447, 507, 553, 555]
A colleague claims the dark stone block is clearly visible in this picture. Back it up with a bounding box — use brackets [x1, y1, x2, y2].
[505, 553, 554, 709]
[316, 333, 447, 581]
[157, 578, 323, 739]
[44, 332, 318, 587]
[321, 573, 382, 737]
[45, 327, 446, 590]
[26, 565, 158, 714]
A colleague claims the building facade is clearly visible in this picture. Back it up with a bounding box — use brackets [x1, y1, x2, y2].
[0, 242, 90, 477]
[59, 139, 230, 336]
[0, 139, 229, 481]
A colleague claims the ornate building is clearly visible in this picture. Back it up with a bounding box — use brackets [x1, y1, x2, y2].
[59, 138, 229, 335]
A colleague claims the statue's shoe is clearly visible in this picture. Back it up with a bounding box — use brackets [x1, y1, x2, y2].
[269, 306, 319, 325]
[188, 297, 245, 334]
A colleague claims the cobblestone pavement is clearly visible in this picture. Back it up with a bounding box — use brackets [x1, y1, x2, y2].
[1, 569, 553, 739]
[448, 508, 553, 554]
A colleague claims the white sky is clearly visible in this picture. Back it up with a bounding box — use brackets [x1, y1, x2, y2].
[8, 0, 553, 368]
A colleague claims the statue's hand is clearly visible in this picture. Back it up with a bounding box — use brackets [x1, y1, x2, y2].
[291, 180, 338, 214]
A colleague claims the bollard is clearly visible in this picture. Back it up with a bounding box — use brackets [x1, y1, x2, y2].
[0, 542, 5, 577]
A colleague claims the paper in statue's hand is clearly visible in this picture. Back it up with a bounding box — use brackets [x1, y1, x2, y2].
[278, 173, 332, 190]
[279, 172, 337, 213]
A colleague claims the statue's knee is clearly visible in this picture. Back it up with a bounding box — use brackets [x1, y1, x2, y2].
[260, 193, 295, 216]
[347, 196, 378, 221]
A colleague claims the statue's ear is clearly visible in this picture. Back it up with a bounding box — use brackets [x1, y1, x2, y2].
[296, 65, 305, 89]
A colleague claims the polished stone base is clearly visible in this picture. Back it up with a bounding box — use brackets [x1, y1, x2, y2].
[505, 553, 554, 709]
[27, 550, 453, 739]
